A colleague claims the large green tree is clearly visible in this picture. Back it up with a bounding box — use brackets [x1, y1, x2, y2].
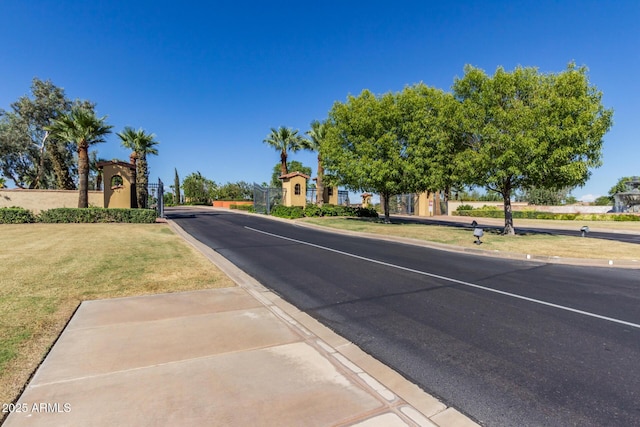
[304, 120, 329, 205]
[396, 83, 466, 213]
[0, 78, 86, 189]
[322, 89, 428, 222]
[453, 64, 613, 234]
[182, 171, 217, 204]
[213, 181, 253, 201]
[263, 126, 306, 176]
[117, 127, 159, 208]
[46, 107, 112, 208]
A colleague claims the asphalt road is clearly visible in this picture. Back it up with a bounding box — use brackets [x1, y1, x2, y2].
[167, 208, 640, 427]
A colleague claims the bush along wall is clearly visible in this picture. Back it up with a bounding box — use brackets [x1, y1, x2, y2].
[269, 204, 379, 219]
[453, 209, 640, 221]
[0, 207, 36, 224]
[229, 204, 255, 212]
[38, 208, 158, 223]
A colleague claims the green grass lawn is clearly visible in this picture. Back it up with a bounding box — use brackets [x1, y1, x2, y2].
[0, 223, 235, 410]
[299, 217, 640, 261]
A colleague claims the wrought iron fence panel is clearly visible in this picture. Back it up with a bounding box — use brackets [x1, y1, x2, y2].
[387, 194, 415, 215]
[338, 191, 350, 206]
[253, 183, 283, 214]
[146, 179, 164, 217]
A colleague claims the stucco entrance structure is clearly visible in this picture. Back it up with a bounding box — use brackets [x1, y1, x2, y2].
[97, 160, 137, 209]
[414, 191, 440, 217]
[279, 172, 309, 207]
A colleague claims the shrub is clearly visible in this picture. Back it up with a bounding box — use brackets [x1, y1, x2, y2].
[612, 214, 640, 221]
[38, 208, 157, 223]
[268, 204, 377, 219]
[477, 205, 501, 211]
[230, 204, 254, 212]
[0, 207, 36, 224]
[452, 209, 640, 221]
[355, 207, 379, 218]
[304, 204, 323, 217]
[270, 205, 305, 219]
[321, 204, 357, 216]
[456, 204, 474, 211]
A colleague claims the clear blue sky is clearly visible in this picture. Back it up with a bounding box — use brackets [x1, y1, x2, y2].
[1, 1, 638, 201]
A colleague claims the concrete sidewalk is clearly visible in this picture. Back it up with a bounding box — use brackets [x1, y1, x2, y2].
[4, 223, 479, 427]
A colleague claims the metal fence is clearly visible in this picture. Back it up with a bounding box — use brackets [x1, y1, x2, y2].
[253, 183, 283, 214]
[338, 190, 350, 206]
[147, 178, 164, 218]
[387, 194, 415, 215]
[305, 188, 351, 206]
[383, 193, 446, 216]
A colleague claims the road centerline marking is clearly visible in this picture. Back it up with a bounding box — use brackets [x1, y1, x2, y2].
[245, 226, 640, 330]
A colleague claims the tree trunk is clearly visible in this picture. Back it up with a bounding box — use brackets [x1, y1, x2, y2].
[77, 142, 89, 208]
[280, 151, 288, 176]
[316, 156, 324, 206]
[443, 186, 451, 216]
[129, 152, 138, 208]
[137, 155, 148, 209]
[502, 184, 515, 235]
[382, 192, 391, 223]
[34, 132, 47, 189]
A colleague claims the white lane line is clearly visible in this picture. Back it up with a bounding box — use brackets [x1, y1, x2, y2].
[245, 226, 640, 330]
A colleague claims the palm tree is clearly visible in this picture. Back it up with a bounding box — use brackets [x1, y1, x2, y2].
[304, 120, 329, 205]
[117, 127, 159, 208]
[263, 126, 305, 177]
[46, 107, 112, 208]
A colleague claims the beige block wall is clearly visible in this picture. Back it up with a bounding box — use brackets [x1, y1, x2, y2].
[447, 201, 610, 215]
[447, 201, 526, 215]
[0, 189, 104, 213]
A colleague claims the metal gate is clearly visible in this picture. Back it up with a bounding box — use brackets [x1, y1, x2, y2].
[305, 188, 351, 206]
[387, 194, 415, 215]
[253, 183, 283, 214]
[147, 178, 164, 218]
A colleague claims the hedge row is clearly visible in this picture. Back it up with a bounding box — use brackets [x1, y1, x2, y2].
[0, 207, 157, 224]
[230, 204, 255, 212]
[0, 207, 37, 223]
[270, 204, 379, 219]
[453, 209, 640, 221]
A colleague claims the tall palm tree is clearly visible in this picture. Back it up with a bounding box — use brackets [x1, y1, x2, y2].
[304, 120, 329, 205]
[117, 127, 159, 208]
[263, 126, 305, 177]
[46, 107, 112, 208]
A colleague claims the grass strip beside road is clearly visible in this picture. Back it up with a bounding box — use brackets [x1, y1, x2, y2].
[0, 223, 235, 409]
[299, 217, 640, 261]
